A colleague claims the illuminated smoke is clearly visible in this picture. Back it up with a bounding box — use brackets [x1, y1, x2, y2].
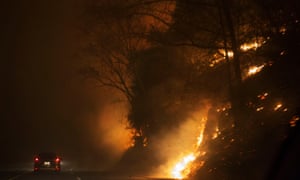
[90, 96, 133, 168]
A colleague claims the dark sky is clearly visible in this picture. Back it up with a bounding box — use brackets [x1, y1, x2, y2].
[1, 0, 97, 166]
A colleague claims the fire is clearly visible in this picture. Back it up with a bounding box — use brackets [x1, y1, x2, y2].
[172, 153, 197, 179]
[247, 64, 265, 76]
[218, 49, 234, 58]
[155, 109, 211, 179]
[170, 117, 207, 179]
[196, 132, 204, 146]
[210, 38, 266, 68]
[240, 38, 265, 51]
[240, 42, 259, 51]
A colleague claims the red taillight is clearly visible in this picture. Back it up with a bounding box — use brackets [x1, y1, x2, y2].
[34, 157, 39, 162]
[55, 157, 60, 163]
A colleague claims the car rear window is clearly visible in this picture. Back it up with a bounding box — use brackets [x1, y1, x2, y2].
[39, 153, 57, 158]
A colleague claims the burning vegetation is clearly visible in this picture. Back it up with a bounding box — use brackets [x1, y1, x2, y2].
[81, 0, 300, 179]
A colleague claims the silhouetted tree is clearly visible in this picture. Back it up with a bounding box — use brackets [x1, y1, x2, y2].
[80, 0, 177, 147]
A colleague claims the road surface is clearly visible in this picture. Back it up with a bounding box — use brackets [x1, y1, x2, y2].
[0, 170, 179, 180]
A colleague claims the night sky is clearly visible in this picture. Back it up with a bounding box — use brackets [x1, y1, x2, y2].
[1, 0, 101, 167]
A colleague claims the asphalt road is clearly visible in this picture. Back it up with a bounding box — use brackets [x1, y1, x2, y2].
[0, 171, 179, 180]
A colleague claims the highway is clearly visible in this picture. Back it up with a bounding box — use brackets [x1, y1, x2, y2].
[0, 170, 179, 180]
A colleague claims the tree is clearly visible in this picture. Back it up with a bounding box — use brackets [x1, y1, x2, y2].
[81, 0, 178, 147]
[146, 0, 274, 126]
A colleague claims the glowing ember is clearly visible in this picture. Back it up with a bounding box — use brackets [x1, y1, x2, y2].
[212, 127, 220, 139]
[257, 92, 268, 100]
[279, 26, 287, 35]
[274, 103, 283, 111]
[256, 107, 264, 112]
[290, 115, 300, 127]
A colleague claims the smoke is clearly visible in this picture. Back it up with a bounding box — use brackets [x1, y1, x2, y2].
[79, 87, 134, 170]
[95, 101, 132, 158]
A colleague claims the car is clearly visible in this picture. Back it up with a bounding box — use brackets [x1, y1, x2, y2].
[33, 152, 62, 172]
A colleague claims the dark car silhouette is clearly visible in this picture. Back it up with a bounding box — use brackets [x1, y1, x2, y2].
[33, 152, 61, 172]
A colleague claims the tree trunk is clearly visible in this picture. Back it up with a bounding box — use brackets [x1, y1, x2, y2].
[221, 0, 244, 127]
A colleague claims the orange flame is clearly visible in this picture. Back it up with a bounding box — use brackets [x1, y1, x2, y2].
[170, 117, 207, 179]
[248, 65, 265, 76]
[172, 153, 197, 179]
